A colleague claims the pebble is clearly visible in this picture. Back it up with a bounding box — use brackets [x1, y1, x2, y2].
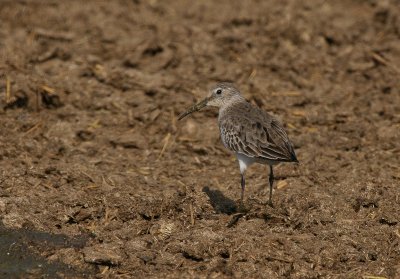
[83, 244, 123, 266]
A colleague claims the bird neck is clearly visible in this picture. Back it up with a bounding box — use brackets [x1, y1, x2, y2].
[218, 95, 247, 118]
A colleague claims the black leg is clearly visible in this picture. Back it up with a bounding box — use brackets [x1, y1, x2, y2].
[241, 174, 245, 204]
[268, 165, 274, 207]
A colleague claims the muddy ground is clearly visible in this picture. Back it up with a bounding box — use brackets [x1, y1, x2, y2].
[1, 0, 400, 278]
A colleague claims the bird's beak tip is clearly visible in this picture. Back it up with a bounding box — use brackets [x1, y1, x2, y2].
[178, 97, 209, 121]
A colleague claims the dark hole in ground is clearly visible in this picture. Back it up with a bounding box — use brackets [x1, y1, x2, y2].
[182, 252, 204, 262]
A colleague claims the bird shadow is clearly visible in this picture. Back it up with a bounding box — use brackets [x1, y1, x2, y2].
[202, 186, 237, 215]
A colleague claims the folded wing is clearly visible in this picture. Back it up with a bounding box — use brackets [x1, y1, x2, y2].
[220, 105, 297, 163]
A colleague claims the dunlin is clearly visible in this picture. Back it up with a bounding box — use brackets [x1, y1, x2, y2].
[179, 82, 298, 207]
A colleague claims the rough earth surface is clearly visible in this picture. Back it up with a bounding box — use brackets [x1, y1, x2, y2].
[1, 0, 400, 278]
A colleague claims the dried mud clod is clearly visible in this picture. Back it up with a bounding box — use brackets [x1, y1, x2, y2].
[83, 244, 123, 266]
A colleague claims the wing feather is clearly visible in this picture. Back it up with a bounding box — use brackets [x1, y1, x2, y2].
[219, 103, 298, 163]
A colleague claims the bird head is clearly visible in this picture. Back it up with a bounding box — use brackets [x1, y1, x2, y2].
[178, 82, 242, 120]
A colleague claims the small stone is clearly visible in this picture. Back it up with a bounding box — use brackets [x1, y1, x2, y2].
[136, 251, 156, 263]
[83, 244, 123, 266]
[276, 180, 288, 189]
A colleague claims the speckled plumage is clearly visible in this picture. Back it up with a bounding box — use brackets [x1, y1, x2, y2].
[179, 82, 298, 207]
[218, 100, 297, 164]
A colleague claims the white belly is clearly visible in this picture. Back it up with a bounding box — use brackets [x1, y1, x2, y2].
[236, 152, 279, 174]
[237, 153, 256, 174]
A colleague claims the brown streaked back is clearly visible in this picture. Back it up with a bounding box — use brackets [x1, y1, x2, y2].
[218, 100, 298, 163]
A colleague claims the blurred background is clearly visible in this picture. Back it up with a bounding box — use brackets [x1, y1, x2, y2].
[0, 0, 400, 278]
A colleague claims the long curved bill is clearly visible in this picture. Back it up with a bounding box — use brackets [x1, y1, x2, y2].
[178, 97, 210, 120]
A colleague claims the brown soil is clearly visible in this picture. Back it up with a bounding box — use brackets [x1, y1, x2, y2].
[1, 0, 400, 278]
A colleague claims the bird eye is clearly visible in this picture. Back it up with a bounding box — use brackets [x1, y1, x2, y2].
[216, 89, 222, 95]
